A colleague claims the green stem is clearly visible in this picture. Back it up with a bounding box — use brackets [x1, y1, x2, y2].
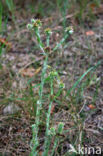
[42, 79, 53, 156]
[46, 36, 50, 47]
[53, 34, 68, 51]
[31, 55, 48, 155]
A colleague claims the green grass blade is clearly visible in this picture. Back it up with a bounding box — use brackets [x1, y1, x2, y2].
[0, 1, 2, 32]
[66, 60, 102, 96]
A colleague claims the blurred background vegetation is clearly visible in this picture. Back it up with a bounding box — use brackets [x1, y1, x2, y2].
[1, 0, 102, 22]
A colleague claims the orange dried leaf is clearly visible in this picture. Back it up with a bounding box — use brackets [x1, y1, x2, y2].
[85, 31, 95, 36]
[90, 3, 97, 11]
[88, 104, 95, 109]
[20, 68, 35, 77]
[0, 38, 12, 49]
[50, 105, 55, 114]
[20, 67, 41, 77]
[39, 151, 43, 156]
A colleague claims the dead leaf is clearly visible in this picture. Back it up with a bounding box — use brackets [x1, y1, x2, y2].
[88, 104, 95, 109]
[34, 67, 41, 75]
[20, 68, 35, 77]
[51, 105, 55, 115]
[90, 3, 97, 11]
[20, 67, 41, 77]
[85, 30, 95, 36]
[0, 38, 12, 49]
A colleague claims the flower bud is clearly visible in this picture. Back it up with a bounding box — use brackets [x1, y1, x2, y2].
[45, 28, 52, 36]
[31, 18, 36, 24]
[57, 122, 64, 134]
[49, 127, 56, 136]
[27, 24, 33, 30]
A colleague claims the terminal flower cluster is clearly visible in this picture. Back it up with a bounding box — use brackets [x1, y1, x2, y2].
[27, 19, 42, 30]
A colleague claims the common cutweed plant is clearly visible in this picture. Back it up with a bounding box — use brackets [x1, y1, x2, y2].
[27, 19, 73, 156]
[27, 18, 102, 155]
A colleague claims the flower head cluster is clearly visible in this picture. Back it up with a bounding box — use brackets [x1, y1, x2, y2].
[57, 80, 65, 89]
[65, 26, 74, 34]
[48, 122, 64, 136]
[44, 28, 52, 36]
[48, 127, 56, 136]
[27, 19, 42, 30]
[44, 46, 51, 53]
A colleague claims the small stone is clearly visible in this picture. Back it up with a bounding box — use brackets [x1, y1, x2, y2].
[3, 104, 21, 115]
[12, 81, 17, 88]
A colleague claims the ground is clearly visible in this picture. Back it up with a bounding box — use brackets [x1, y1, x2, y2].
[0, 3, 103, 156]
